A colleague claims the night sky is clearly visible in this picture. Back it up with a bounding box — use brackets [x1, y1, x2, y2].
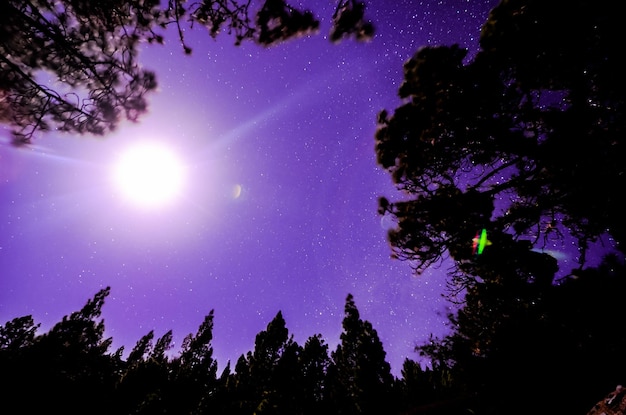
[0, 0, 564, 376]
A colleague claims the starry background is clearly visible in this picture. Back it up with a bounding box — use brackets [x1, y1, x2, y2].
[0, 0, 546, 375]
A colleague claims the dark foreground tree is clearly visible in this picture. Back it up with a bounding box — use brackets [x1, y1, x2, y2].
[169, 310, 222, 413]
[222, 311, 334, 415]
[114, 311, 224, 414]
[375, 0, 625, 285]
[375, 1, 626, 414]
[417, 254, 626, 415]
[0, 287, 122, 414]
[226, 311, 296, 414]
[327, 294, 397, 415]
[1, 288, 417, 414]
[122, 330, 176, 414]
[1, 0, 373, 144]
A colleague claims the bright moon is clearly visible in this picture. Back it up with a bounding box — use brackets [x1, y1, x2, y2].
[112, 142, 185, 208]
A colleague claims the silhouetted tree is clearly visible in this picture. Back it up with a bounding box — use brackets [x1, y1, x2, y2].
[417, 254, 626, 414]
[0, 315, 39, 352]
[299, 334, 333, 414]
[539, 254, 626, 412]
[224, 311, 295, 414]
[396, 358, 464, 413]
[224, 353, 256, 414]
[114, 330, 157, 413]
[135, 329, 174, 413]
[327, 294, 396, 415]
[1, 0, 373, 143]
[256, 0, 319, 46]
[198, 360, 232, 414]
[167, 310, 221, 413]
[375, 0, 625, 286]
[0, 287, 122, 414]
[375, 2, 625, 411]
[329, 1, 374, 43]
[1, 0, 161, 143]
[113, 311, 223, 414]
[247, 311, 290, 413]
[113, 328, 176, 414]
[1, 287, 464, 414]
[221, 312, 337, 415]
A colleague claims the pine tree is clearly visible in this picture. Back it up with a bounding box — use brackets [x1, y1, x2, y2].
[1, 0, 374, 143]
[0, 287, 120, 414]
[328, 294, 396, 415]
[225, 311, 293, 414]
[300, 334, 332, 414]
[170, 311, 220, 412]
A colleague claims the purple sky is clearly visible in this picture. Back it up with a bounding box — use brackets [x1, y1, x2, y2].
[0, 0, 532, 375]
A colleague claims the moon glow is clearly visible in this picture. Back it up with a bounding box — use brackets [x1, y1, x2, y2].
[112, 142, 185, 208]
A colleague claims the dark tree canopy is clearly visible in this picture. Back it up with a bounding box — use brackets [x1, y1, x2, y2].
[327, 294, 397, 415]
[1, 0, 161, 143]
[0, 0, 374, 144]
[417, 253, 626, 414]
[0, 287, 120, 414]
[2, 281, 622, 414]
[372, 2, 626, 413]
[329, 0, 375, 43]
[375, 0, 625, 286]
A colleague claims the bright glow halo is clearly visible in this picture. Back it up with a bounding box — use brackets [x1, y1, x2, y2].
[111, 142, 186, 209]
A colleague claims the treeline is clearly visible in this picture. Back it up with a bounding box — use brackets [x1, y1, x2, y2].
[2, 257, 625, 415]
[0, 290, 443, 415]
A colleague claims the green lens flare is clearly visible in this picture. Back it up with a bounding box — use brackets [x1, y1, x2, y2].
[472, 228, 492, 256]
[477, 228, 488, 255]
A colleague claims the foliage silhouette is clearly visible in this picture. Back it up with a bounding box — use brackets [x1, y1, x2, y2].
[326, 294, 397, 415]
[2, 262, 622, 415]
[329, 1, 374, 44]
[1, 0, 374, 144]
[0, 288, 412, 414]
[417, 254, 626, 414]
[375, 0, 625, 283]
[3, 1, 625, 414]
[0, 286, 121, 414]
[375, 0, 626, 414]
